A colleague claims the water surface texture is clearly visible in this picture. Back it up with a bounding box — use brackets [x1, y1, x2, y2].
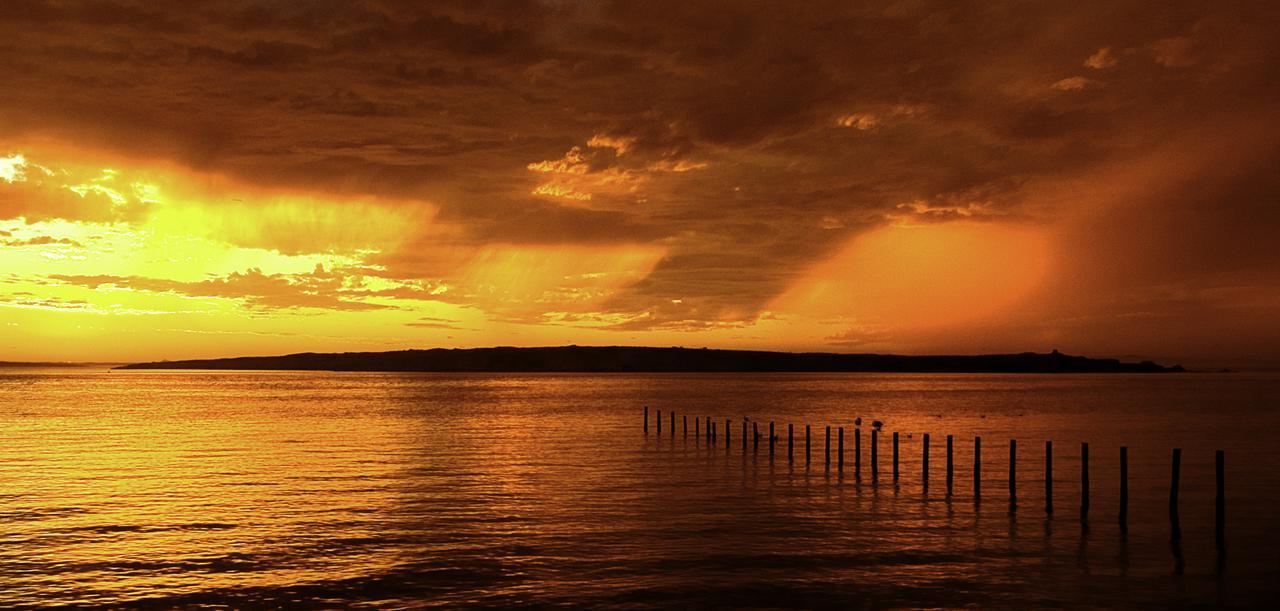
[2, 371, 1278, 608]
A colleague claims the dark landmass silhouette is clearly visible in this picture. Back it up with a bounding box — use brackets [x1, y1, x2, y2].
[117, 346, 1183, 373]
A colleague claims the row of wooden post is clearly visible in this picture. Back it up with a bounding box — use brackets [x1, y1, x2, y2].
[644, 407, 1226, 539]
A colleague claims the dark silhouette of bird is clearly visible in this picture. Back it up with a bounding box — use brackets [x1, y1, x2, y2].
[872, 420, 884, 430]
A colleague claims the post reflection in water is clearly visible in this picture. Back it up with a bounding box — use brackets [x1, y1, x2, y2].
[1, 370, 1277, 608]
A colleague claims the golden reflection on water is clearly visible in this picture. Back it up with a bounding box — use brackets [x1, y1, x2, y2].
[1, 371, 1278, 607]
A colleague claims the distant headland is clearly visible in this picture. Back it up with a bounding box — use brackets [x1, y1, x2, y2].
[116, 346, 1183, 373]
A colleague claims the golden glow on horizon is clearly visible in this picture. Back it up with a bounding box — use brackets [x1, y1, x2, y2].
[0, 147, 684, 360]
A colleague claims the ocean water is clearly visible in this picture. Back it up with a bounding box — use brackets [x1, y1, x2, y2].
[1, 370, 1277, 608]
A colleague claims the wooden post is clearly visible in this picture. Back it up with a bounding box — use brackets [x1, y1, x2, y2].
[644, 406, 648, 433]
[1009, 439, 1017, 508]
[1215, 450, 1225, 547]
[1045, 441, 1053, 515]
[725, 419, 731, 450]
[1170, 447, 1182, 545]
[753, 422, 759, 452]
[825, 426, 831, 471]
[788, 424, 794, 463]
[656, 409, 661, 434]
[1119, 446, 1128, 532]
[1081, 442, 1090, 522]
[670, 411, 675, 437]
[893, 432, 900, 483]
[854, 428, 862, 480]
[974, 436, 981, 502]
[838, 427, 845, 473]
[769, 421, 775, 457]
[695, 416, 699, 440]
[923, 433, 930, 492]
[871, 429, 879, 482]
[946, 435, 954, 497]
[806, 425, 811, 465]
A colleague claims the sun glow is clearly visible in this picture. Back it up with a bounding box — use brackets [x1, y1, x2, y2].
[0, 146, 683, 360]
[1, 154, 27, 183]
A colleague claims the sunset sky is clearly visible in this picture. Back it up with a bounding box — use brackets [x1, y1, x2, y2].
[2, 1, 1278, 368]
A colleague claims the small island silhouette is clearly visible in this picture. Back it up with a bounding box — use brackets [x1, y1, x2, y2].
[116, 346, 1183, 373]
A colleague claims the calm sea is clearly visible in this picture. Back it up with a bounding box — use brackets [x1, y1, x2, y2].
[1, 370, 1277, 608]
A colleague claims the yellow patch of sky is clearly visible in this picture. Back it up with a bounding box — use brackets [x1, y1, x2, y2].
[2, 219, 361, 282]
[1, 146, 683, 360]
[1, 154, 29, 183]
[0, 148, 451, 351]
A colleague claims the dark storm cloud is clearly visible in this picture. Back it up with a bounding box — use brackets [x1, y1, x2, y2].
[2, 0, 1279, 357]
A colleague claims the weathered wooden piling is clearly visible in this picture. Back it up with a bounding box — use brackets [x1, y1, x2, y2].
[1081, 442, 1090, 522]
[1215, 450, 1225, 547]
[695, 416, 700, 439]
[670, 411, 675, 437]
[946, 435, 954, 497]
[974, 436, 981, 502]
[769, 421, 775, 457]
[893, 432, 900, 483]
[788, 424, 794, 463]
[1169, 448, 1181, 520]
[656, 409, 661, 434]
[644, 406, 649, 433]
[871, 429, 879, 482]
[870, 427, 880, 481]
[1119, 446, 1128, 532]
[753, 422, 759, 451]
[923, 433, 930, 491]
[825, 426, 831, 471]
[854, 428, 862, 480]
[725, 419, 731, 450]
[1009, 439, 1017, 508]
[806, 425, 811, 465]
[1045, 440, 1053, 514]
[838, 427, 845, 473]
